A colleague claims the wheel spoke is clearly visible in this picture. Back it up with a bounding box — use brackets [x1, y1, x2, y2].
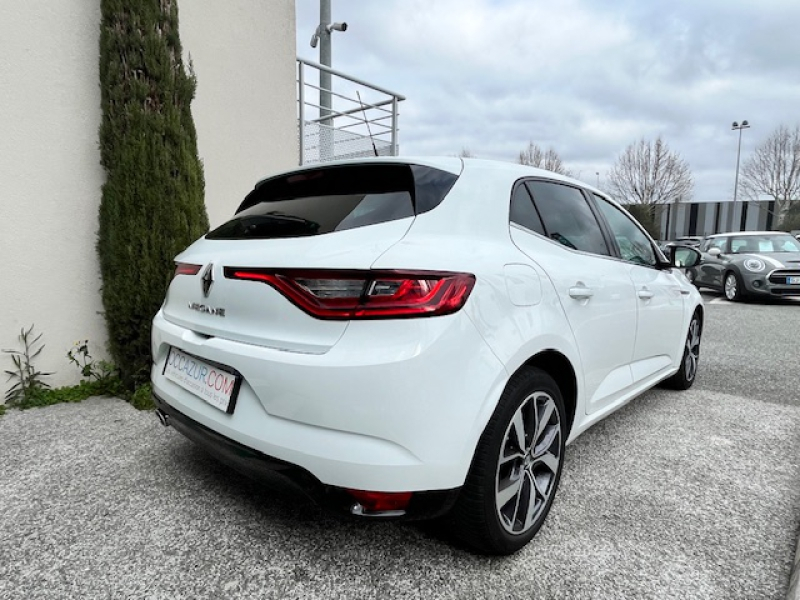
[534, 397, 555, 442]
[499, 448, 525, 466]
[532, 450, 560, 476]
[533, 423, 559, 457]
[690, 323, 701, 349]
[531, 470, 550, 500]
[523, 471, 541, 529]
[496, 473, 523, 510]
[510, 410, 528, 453]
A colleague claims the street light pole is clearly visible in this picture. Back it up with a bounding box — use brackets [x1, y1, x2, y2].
[731, 120, 750, 231]
[319, 0, 332, 127]
[310, 0, 347, 161]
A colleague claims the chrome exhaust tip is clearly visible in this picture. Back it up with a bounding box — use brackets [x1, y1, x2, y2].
[155, 408, 170, 427]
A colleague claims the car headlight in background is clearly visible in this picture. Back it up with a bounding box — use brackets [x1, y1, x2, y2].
[744, 258, 766, 272]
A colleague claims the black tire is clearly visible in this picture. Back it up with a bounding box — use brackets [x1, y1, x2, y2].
[723, 270, 744, 302]
[446, 367, 566, 555]
[663, 311, 702, 390]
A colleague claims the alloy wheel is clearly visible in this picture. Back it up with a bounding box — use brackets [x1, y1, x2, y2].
[724, 273, 738, 301]
[684, 316, 701, 382]
[495, 391, 562, 535]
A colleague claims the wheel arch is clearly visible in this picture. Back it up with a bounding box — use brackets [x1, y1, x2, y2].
[518, 350, 577, 436]
[694, 303, 705, 331]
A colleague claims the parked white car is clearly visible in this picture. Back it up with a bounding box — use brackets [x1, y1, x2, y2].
[151, 157, 704, 554]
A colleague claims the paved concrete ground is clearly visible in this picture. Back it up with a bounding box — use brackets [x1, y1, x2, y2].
[1, 297, 798, 600]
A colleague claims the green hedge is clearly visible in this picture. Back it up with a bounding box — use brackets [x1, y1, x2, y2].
[97, 0, 209, 390]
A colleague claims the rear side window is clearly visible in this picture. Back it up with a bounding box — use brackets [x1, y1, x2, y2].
[207, 164, 458, 240]
[525, 181, 610, 256]
[510, 183, 545, 235]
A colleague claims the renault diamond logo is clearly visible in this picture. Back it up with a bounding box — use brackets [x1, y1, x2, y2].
[202, 264, 214, 298]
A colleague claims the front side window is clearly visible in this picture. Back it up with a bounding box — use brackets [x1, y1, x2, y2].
[730, 234, 800, 253]
[702, 237, 728, 253]
[592, 195, 657, 267]
[525, 181, 609, 255]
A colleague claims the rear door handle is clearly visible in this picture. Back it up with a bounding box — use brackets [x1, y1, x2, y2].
[569, 285, 593, 300]
[637, 288, 654, 300]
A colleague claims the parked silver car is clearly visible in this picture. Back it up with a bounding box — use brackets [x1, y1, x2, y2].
[690, 232, 800, 301]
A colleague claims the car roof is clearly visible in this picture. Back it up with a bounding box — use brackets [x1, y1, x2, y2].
[255, 156, 609, 196]
[707, 231, 790, 238]
[249, 157, 631, 244]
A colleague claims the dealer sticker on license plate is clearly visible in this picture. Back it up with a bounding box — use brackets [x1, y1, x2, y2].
[163, 347, 240, 413]
[788, 276, 800, 285]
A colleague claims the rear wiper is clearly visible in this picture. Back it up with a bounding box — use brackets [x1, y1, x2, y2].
[208, 212, 321, 239]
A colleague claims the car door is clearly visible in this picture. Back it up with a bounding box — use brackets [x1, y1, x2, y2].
[591, 195, 686, 384]
[696, 237, 728, 288]
[509, 180, 638, 415]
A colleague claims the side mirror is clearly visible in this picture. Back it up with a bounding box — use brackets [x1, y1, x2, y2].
[671, 246, 701, 269]
[708, 247, 721, 257]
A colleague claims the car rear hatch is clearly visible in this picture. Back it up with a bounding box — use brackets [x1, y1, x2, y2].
[161, 161, 461, 353]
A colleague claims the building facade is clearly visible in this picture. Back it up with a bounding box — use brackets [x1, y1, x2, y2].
[657, 199, 792, 241]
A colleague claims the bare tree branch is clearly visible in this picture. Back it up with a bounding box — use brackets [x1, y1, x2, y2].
[607, 136, 693, 205]
[739, 124, 800, 222]
[518, 141, 571, 176]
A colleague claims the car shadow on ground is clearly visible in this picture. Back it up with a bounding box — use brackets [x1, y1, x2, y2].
[698, 289, 800, 305]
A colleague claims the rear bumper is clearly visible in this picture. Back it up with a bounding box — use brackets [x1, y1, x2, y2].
[153, 392, 460, 520]
[150, 307, 507, 493]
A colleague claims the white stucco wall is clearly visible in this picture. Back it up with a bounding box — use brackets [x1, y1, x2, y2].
[0, 1, 297, 399]
[0, 1, 107, 399]
[181, 1, 299, 227]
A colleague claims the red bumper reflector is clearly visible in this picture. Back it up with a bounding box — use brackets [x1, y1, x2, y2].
[346, 489, 413, 512]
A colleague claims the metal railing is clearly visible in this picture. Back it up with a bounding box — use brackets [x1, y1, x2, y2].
[297, 58, 405, 165]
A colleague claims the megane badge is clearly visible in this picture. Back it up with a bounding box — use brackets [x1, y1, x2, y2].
[202, 263, 214, 298]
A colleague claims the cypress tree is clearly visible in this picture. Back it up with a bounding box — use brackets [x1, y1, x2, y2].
[98, 0, 209, 389]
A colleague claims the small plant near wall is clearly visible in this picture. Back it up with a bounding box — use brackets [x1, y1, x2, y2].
[67, 339, 121, 395]
[3, 325, 52, 406]
[131, 383, 154, 410]
[1, 332, 126, 414]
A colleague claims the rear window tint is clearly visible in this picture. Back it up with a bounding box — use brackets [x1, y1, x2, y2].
[207, 164, 458, 240]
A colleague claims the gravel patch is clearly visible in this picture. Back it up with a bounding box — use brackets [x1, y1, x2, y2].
[1, 389, 798, 600]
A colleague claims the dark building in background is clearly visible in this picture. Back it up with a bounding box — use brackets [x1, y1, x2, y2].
[654, 199, 796, 240]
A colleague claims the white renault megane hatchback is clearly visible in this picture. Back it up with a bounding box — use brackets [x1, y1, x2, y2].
[151, 157, 703, 554]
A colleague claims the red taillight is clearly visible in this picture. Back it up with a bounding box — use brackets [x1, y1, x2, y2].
[346, 489, 413, 512]
[223, 268, 475, 320]
[174, 262, 202, 276]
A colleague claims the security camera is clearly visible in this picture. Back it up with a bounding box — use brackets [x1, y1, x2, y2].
[327, 22, 348, 32]
[310, 25, 321, 48]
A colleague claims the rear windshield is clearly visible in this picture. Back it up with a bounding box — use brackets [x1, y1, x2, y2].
[206, 164, 458, 240]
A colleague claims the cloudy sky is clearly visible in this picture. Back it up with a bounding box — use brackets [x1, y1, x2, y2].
[295, 0, 800, 202]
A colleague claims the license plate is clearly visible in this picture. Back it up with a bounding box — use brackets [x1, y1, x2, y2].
[788, 276, 800, 285]
[163, 347, 241, 414]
